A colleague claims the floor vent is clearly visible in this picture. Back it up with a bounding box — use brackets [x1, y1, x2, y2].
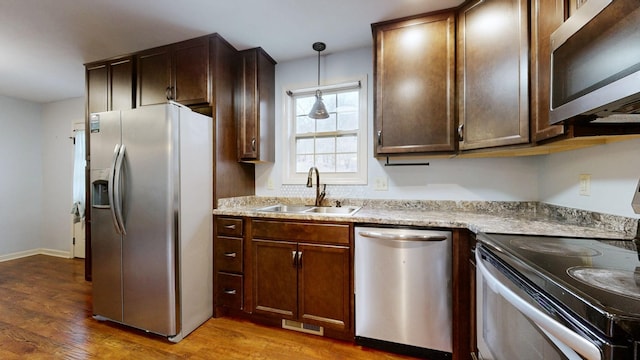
[281, 319, 324, 336]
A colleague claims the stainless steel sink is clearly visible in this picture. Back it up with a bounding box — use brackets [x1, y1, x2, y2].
[304, 206, 361, 215]
[255, 204, 361, 216]
[255, 204, 314, 213]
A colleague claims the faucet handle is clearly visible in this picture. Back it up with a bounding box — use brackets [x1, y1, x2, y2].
[335, 200, 342, 207]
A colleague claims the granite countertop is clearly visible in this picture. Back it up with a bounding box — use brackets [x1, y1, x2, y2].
[213, 196, 640, 240]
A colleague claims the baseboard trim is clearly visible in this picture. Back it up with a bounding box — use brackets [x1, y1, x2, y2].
[0, 248, 72, 263]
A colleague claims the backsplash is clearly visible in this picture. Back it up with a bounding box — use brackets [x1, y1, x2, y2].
[536, 203, 639, 236]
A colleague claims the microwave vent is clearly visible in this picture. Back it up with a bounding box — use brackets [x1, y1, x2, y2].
[615, 99, 640, 114]
[592, 98, 640, 123]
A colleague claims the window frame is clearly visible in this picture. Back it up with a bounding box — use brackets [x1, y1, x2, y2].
[283, 77, 368, 185]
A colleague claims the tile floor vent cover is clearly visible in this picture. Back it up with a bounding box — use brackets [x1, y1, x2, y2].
[282, 319, 324, 336]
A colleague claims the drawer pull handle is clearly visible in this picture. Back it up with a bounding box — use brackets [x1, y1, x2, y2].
[224, 252, 237, 258]
[223, 289, 237, 295]
[224, 224, 236, 230]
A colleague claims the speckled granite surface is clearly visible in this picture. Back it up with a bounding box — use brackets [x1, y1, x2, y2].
[214, 196, 639, 240]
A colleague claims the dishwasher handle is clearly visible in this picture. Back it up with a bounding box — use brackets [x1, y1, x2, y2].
[358, 231, 447, 242]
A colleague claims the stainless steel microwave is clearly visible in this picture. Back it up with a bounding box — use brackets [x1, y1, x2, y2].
[550, 0, 640, 124]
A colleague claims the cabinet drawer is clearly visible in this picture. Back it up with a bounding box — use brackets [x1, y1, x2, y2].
[251, 220, 350, 244]
[216, 217, 243, 237]
[214, 236, 243, 273]
[217, 272, 243, 310]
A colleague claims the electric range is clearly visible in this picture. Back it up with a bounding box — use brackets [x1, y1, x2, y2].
[477, 232, 640, 358]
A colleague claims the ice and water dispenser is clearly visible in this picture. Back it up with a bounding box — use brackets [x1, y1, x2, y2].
[92, 179, 109, 208]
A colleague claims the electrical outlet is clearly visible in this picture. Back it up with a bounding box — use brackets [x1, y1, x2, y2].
[267, 177, 275, 190]
[579, 174, 591, 196]
[374, 176, 388, 191]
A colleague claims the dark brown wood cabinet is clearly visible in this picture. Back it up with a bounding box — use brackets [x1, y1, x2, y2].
[236, 47, 276, 162]
[457, 0, 529, 151]
[136, 46, 171, 106]
[531, 0, 567, 142]
[214, 217, 245, 311]
[137, 36, 210, 107]
[372, 11, 457, 155]
[86, 56, 135, 114]
[249, 219, 352, 340]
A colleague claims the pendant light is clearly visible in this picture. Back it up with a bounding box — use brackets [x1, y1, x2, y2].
[308, 42, 329, 119]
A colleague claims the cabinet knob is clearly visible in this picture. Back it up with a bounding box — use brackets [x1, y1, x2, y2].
[223, 252, 237, 258]
[457, 124, 464, 141]
[251, 138, 256, 152]
[223, 289, 237, 295]
[292, 250, 297, 267]
[377, 130, 382, 146]
[224, 224, 236, 230]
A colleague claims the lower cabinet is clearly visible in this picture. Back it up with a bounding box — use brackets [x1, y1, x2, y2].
[252, 240, 350, 330]
[214, 217, 245, 313]
[250, 219, 353, 340]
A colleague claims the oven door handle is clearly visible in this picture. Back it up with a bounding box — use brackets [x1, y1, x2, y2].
[477, 252, 602, 360]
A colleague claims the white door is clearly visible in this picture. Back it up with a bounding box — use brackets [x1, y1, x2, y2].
[73, 220, 86, 258]
[72, 122, 86, 258]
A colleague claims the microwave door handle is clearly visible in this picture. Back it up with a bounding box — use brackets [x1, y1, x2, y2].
[476, 252, 601, 360]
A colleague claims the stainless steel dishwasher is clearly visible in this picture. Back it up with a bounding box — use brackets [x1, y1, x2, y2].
[355, 226, 452, 359]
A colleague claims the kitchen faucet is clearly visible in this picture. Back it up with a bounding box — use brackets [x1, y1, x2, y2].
[306, 166, 326, 206]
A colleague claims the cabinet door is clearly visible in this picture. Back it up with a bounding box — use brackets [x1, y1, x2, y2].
[298, 243, 350, 331]
[236, 48, 276, 162]
[373, 12, 456, 155]
[237, 50, 258, 160]
[252, 239, 298, 319]
[531, 0, 566, 142]
[137, 46, 171, 106]
[110, 57, 135, 111]
[87, 64, 108, 114]
[458, 0, 529, 150]
[173, 37, 210, 105]
[86, 57, 134, 114]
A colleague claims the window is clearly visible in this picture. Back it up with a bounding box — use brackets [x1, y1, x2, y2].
[283, 78, 367, 185]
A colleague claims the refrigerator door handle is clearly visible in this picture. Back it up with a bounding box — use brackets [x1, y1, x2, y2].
[108, 144, 123, 234]
[113, 144, 127, 235]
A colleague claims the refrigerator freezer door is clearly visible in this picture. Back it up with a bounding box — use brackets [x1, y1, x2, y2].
[90, 111, 124, 322]
[120, 105, 179, 336]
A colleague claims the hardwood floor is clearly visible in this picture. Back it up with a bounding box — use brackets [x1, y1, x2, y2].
[0, 255, 416, 359]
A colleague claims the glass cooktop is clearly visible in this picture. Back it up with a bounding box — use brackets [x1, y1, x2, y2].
[478, 233, 640, 339]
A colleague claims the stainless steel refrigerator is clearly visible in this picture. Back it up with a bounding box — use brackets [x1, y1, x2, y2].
[89, 102, 212, 342]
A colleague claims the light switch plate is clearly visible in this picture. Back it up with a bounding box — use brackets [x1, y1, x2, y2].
[374, 176, 388, 191]
[579, 174, 591, 196]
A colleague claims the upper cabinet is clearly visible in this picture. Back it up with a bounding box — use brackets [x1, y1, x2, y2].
[457, 0, 529, 151]
[137, 36, 210, 107]
[372, 11, 456, 155]
[531, 0, 567, 142]
[86, 56, 135, 114]
[236, 47, 276, 162]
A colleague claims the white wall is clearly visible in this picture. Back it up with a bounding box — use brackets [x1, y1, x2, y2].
[41, 97, 84, 253]
[0, 96, 44, 256]
[539, 138, 640, 218]
[255, 46, 540, 202]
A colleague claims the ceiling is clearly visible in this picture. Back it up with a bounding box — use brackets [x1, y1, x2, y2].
[1, 0, 463, 104]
